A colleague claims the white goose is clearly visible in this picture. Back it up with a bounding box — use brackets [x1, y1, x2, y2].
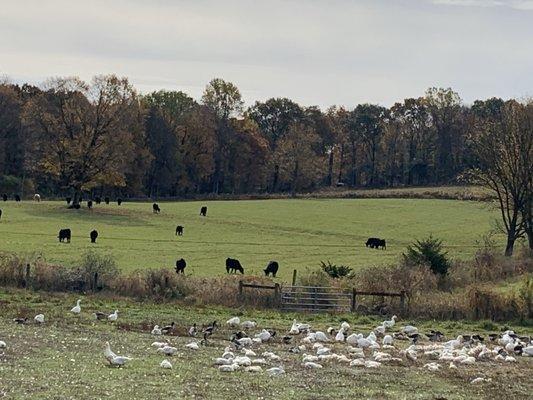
[335, 328, 345, 342]
[314, 331, 329, 342]
[70, 299, 81, 314]
[0, 340, 6, 349]
[185, 342, 200, 350]
[34, 314, 45, 324]
[241, 320, 256, 329]
[104, 341, 117, 360]
[157, 345, 178, 356]
[108, 310, 118, 322]
[160, 359, 172, 369]
[266, 367, 285, 375]
[151, 325, 162, 335]
[383, 335, 393, 346]
[226, 317, 240, 327]
[289, 320, 300, 335]
[382, 315, 397, 329]
[255, 329, 271, 342]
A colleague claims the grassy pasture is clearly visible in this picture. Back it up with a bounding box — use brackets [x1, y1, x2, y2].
[0, 198, 501, 280]
[0, 289, 532, 399]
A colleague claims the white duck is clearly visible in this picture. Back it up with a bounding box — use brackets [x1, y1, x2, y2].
[289, 320, 300, 335]
[70, 299, 81, 314]
[160, 359, 172, 369]
[340, 321, 350, 331]
[34, 314, 45, 324]
[151, 325, 162, 335]
[108, 310, 118, 322]
[226, 317, 240, 327]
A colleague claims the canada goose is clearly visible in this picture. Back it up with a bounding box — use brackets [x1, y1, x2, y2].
[94, 312, 107, 320]
[161, 322, 176, 335]
[13, 317, 28, 324]
[282, 335, 293, 344]
[70, 299, 81, 314]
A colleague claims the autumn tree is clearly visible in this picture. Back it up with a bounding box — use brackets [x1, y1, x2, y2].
[202, 78, 243, 193]
[468, 100, 533, 255]
[23, 75, 144, 206]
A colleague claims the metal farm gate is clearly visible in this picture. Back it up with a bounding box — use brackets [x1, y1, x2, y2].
[280, 285, 353, 312]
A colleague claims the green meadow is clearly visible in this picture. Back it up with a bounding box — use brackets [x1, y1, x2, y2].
[0, 198, 501, 280]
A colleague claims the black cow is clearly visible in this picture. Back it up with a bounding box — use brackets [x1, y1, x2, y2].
[200, 206, 207, 217]
[104, 197, 110, 205]
[87, 200, 93, 209]
[153, 203, 161, 214]
[264, 261, 279, 277]
[175, 258, 187, 274]
[15, 195, 21, 202]
[90, 229, 98, 243]
[117, 198, 122, 206]
[58, 228, 71, 243]
[366, 237, 386, 250]
[175, 225, 184, 236]
[2, 194, 7, 201]
[226, 258, 244, 274]
[95, 197, 101, 205]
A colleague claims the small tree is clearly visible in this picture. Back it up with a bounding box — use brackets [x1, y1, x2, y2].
[320, 261, 353, 279]
[403, 236, 450, 275]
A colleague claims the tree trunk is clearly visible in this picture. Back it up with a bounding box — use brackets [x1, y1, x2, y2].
[291, 160, 299, 196]
[504, 224, 517, 256]
[350, 141, 357, 186]
[337, 144, 345, 184]
[272, 164, 279, 193]
[326, 150, 334, 186]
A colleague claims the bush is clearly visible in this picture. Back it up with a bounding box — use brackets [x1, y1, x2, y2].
[78, 250, 119, 291]
[403, 236, 450, 275]
[320, 261, 353, 279]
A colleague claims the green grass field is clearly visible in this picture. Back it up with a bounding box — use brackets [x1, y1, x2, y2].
[0, 198, 502, 280]
[1, 289, 532, 400]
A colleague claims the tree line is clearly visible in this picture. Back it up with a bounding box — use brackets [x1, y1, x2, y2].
[0, 75, 531, 254]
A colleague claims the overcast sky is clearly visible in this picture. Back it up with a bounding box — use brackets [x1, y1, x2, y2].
[1, 0, 532, 108]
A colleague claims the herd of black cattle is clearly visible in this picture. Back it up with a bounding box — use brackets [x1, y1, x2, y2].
[1, 195, 387, 278]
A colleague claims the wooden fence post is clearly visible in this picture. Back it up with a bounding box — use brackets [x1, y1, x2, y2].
[292, 269, 297, 286]
[93, 272, 99, 292]
[238, 280, 243, 296]
[351, 288, 357, 312]
[274, 283, 280, 307]
[400, 290, 406, 313]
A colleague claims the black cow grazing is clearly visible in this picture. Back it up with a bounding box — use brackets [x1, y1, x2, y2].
[58, 228, 71, 243]
[366, 237, 386, 250]
[15, 195, 21, 202]
[95, 197, 101, 204]
[264, 261, 279, 277]
[200, 206, 207, 217]
[66, 197, 72, 205]
[175, 258, 187, 274]
[175, 225, 184, 236]
[2, 194, 7, 201]
[226, 258, 244, 274]
[104, 197, 110, 205]
[153, 203, 161, 214]
[117, 198, 122, 206]
[87, 200, 93, 209]
[90, 230, 98, 243]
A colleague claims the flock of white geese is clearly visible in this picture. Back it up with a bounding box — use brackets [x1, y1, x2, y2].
[1, 298, 532, 385]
